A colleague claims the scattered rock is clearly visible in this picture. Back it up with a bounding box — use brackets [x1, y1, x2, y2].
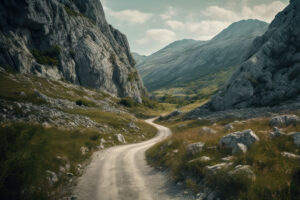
[232, 143, 247, 154]
[270, 115, 300, 127]
[128, 122, 140, 130]
[221, 156, 234, 162]
[229, 165, 256, 181]
[177, 124, 187, 129]
[59, 166, 66, 173]
[46, 170, 58, 185]
[200, 127, 217, 134]
[80, 146, 89, 155]
[42, 122, 51, 128]
[281, 152, 300, 160]
[270, 127, 286, 138]
[224, 124, 234, 131]
[115, 134, 126, 143]
[206, 162, 233, 174]
[67, 173, 74, 178]
[219, 129, 259, 154]
[186, 142, 205, 155]
[188, 156, 211, 164]
[290, 132, 300, 147]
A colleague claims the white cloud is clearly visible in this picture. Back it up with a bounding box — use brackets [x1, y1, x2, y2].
[242, 1, 286, 22]
[203, 6, 239, 21]
[105, 8, 153, 24]
[160, 6, 176, 20]
[166, 20, 185, 30]
[202, 1, 286, 23]
[137, 29, 176, 45]
[186, 20, 231, 40]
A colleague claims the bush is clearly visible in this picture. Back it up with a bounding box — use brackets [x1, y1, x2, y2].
[127, 72, 139, 82]
[31, 45, 61, 66]
[119, 97, 136, 107]
[75, 99, 96, 107]
[206, 169, 252, 199]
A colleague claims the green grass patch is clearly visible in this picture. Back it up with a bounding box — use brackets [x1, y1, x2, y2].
[147, 116, 300, 199]
[0, 123, 101, 199]
[31, 45, 61, 66]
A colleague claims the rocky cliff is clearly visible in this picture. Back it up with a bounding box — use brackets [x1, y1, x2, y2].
[0, 0, 146, 102]
[206, 0, 300, 111]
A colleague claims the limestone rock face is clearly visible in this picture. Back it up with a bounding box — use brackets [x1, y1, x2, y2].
[0, 0, 146, 102]
[207, 0, 300, 110]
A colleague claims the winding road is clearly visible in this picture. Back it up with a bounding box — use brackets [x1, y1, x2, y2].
[74, 119, 193, 200]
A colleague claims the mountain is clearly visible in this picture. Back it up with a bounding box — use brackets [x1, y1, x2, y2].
[0, 0, 146, 102]
[134, 20, 269, 98]
[201, 0, 300, 111]
[132, 52, 147, 67]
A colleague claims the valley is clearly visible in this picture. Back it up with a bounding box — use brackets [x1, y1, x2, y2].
[1, 0, 300, 200]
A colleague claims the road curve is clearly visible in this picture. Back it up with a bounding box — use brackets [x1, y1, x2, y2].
[73, 119, 193, 200]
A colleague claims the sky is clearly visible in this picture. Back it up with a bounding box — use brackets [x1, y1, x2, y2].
[101, 0, 289, 56]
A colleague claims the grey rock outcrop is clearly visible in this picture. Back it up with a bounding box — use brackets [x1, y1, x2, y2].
[290, 132, 300, 147]
[229, 165, 256, 181]
[232, 143, 247, 154]
[270, 115, 300, 127]
[207, 0, 300, 110]
[200, 127, 217, 134]
[219, 129, 259, 154]
[270, 127, 286, 138]
[115, 134, 126, 144]
[186, 142, 205, 155]
[0, 0, 146, 102]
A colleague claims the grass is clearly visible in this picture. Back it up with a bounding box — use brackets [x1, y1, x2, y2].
[64, 7, 96, 25]
[150, 66, 236, 107]
[0, 70, 159, 199]
[147, 115, 300, 199]
[31, 45, 61, 66]
[0, 123, 102, 199]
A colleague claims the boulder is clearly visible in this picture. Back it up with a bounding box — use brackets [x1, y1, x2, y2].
[229, 165, 256, 181]
[128, 122, 140, 130]
[186, 142, 205, 155]
[270, 115, 300, 127]
[232, 143, 247, 154]
[221, 156, 234, 162]
[115, 134, 126, 143]
[188, 156, 211, 164]
[289, 132, 300, 147]
[219, 129, 259, 153]
[200, 127, 217, 134]
[281, 152, 300, 160]
[224, 124, 234, 131]
[46, 170, 58, 185]
[206, 162, 233, 174]
[270, 127, 286, 138]
[80, 146, 89, 155]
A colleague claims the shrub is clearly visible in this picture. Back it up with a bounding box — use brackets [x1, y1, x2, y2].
[31, 45, 61, 66]
[75, 99, 96, 107]
[128, 72, 139, 82]
[119, 97, 136, 107]
[206, 169, 253, 199]
[109, 53, 116, 65]
[64, 7, 96, 25]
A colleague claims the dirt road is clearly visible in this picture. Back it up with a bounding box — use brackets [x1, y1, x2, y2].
[74, 119, 194, 200]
